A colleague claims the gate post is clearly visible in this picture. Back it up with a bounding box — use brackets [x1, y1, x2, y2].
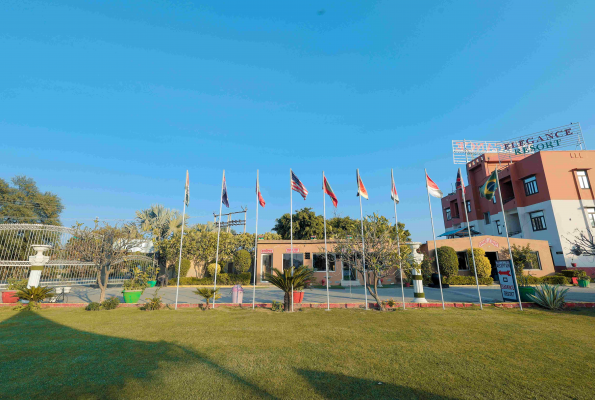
[28, 245, 51, 288]
[412, 268, 428, 303]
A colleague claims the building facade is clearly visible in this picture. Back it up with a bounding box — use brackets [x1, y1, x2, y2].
[441, 150, 595, 269]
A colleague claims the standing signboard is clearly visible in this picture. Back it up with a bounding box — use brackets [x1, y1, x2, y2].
[496, 260, 519, 302]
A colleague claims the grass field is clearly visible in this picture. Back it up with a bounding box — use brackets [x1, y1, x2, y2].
[1, 307, 594, 399]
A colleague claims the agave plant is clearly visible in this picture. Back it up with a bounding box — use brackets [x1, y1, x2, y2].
[527, 283, 569, 310]
[264, 267, 315, 311]
[15, 286, 56, 311]
[194, 287, 221, 310]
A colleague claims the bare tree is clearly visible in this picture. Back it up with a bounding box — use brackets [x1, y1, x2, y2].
[566, 230, 595, 258]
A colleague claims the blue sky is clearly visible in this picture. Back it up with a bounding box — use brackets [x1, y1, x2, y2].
[1, 0, 594, 241]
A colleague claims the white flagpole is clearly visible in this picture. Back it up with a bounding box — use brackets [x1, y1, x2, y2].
[174, 190, 187, 310]
[358, 170, 369, 310]
[253, 170, 259, 310]
[425, 168, 445, 310]
[290, 168, 294, 312]
[392, 169, 405, 310]
[213, 170, 224, 309]
[495, 148, 523, 310]
[323, 171, 330, 311]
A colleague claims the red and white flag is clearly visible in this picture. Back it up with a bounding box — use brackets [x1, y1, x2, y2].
[356, 169, 368, 200]
[391, 169, 399, 204]
[426, 172, 443, 198]
[257, 175, 265, 207]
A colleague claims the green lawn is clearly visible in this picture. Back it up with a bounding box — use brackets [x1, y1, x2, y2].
[1, 307, 594, 399]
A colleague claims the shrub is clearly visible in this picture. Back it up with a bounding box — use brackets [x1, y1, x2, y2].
[542, 276, 569, 285]
[436, 246, 459, 277]
[141, 289, 163, 311]
[168, 273, 251, 286]
[101, 297, 120, 310]
[466, 248, 491, 278]
[560, 269, 581, 278]
[123, 267, 149, 292]
[233, 250, 252, 274]
[445, 276, 493, 285]
[207, 263, 221, 277]
[7, 278, 28, 291]
[85, 302, 101, 311]
[528, 283, 569, 310]
[194, 287, 221, 309]
[177, 259, 191, 278]
[271, 300, 283, 312]
[420, 256, 434, 284]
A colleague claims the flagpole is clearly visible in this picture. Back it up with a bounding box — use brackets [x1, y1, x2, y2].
[323, 171, 330, 311]
[213, 170, 224, 309]
[174, 191, 187, 310]
[425, 169, 445, 310]
[495, 148, 523, 311]
[253, 170, 259, 310]
[358, 169, 369, 310]
[290, 168, 294, 312]
[392, 169, 405, 310]
[461, 143, 483, 310]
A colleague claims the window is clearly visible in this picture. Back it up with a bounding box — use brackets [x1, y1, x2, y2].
[283, 253, 303, 270]
[484, 212, 490, 224]
[530, 211, 547, 231]
[495, 220, 502, 234]
[577, 171, 590, 189]
[312, 253, 336, 272]
[524, 176, 538, 196]
[587, 208, 595, 228]
[493, 195, 497, 204]
[456, 252, 469, 270]
[445, 208, 451, 221]
[524, 251, 542, 270]
[466, 201, 471, 212]
[261, 254, 273, 281]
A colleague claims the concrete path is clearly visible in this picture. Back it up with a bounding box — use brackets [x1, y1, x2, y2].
[63, 284, 595, 305]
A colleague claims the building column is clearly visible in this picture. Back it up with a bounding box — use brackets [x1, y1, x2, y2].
[27, 245, 51, 288]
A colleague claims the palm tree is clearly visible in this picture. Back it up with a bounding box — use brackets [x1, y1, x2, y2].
[264, 267, 314, 311]
[135, 204, 185, 241]
[194, 287, 221, 309]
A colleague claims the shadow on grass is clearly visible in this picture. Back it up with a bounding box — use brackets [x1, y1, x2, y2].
[0, 312, 278, 400]
[296, 369, 457, 400]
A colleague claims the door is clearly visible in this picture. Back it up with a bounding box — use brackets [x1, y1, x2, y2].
[484, 251, 499, 281]
[261, 254, 273, 282]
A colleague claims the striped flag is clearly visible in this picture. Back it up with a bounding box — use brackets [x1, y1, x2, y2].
[356, 169, 368, 199]
[426, 172, 443, 198]
[257, 175, 265, 207]
[222, 173, 229, 208]
[391, 169, 399, 204]
[455, 168, 464, 191]
[184, 170, 190, 206]
[479, 169, 498, 201]
[291, 170, 308, 200]
[323, 174, 338, 207]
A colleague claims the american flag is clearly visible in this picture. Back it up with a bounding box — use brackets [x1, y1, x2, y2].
[455, 168, 464, 191]
[291, 170, 308, 200]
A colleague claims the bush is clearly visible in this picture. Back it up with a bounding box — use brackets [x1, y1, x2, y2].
[420, 255, 434, 284]
[207, 263, 221, 277]
[168, 273, 251, 286]
[436, 246, 458, 277]
[85, 302, 101, 311]
[528, 283, 569, 310]
[466, 248, 491, 278]
[560, 269, 581, 278]
[176, 259, 191, 278]
[233, 250, 252, 274]
[445, 276, 494, 285]
[141, 289, 163, 311]
[7, 278, 28, 291]
[271, 300, 283, 312]
[101, 297, 120, 310]
[542, 276, 570, 285]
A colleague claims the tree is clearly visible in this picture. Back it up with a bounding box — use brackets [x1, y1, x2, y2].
[332, 213, 412, 311]
[499, 244, 539, 275]
[264, 266, 314, 311]
[466, 248, 491, 278]
[135, 204, 185, 240]
[233, 250, 252, 274]
[273, 208, 325, 240]
[0, 176, 63, 225]
[566, 230, 595, 257]
[436, 246, 458, 278]
[328, 216, 359, 238]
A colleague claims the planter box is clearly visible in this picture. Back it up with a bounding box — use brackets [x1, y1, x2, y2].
[122, 290, 143, 303]
[292, 291, 304, 304]
[578, 279, 590, 288]
[147, 280, 157, 288]
[2, 291, 19, 303]
[519, 287, 536, 302]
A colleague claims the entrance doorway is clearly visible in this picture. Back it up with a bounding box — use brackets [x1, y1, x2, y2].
[484, 251, 499, 281]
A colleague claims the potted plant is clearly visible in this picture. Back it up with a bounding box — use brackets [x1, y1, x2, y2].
[146, 265, 158, 288]
[122, 267, 149, 303]
[577, 271, 591, 288]
[2, 278, 27, 303]
[264, 266, 314, 311]
[517, 273, 536, 302]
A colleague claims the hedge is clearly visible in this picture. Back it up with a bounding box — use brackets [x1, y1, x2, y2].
[168, 272, 251, 286]
[560, 269, 581, 278]
[444, 276, 494, 285]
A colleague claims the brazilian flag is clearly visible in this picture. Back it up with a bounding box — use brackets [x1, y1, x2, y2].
[479, 170, 498, 201]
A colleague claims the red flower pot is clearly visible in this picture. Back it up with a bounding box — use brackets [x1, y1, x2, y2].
[2, 291, 19, 303]
[292, 291, 304, 304]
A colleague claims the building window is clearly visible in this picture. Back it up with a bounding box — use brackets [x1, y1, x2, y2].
[577, 171, 590, 189]
[493, 195, 497, 204]
[466, 200, 471, 213]
[524, 251, 542, 270]
[524, 176, 538, 196]
[456, 251, 469, 270]
[283, 253, 303, 270]
[261, 254, 273, 281]
[496, 220, 502, 234]
[445, 208, 451, 221]
[312, 253, 336, 272]
[484, 212, 490, 224]
[587, 208, 595, 228]
[530, 211, 547, 231]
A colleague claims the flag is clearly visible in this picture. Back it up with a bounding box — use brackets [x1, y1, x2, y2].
[257, 176, 265, 207]
[222, 173, 229, 208]
[291, 170, 308, 200]
[455, 168, 464, 191]
[184, 170, 190, 206]
[479, 169, 498, 201]
[426, 172, 443, 198]
[356, 169, 368, 199]
[323, 174, 338, 207]
[391, 169, 399, 203]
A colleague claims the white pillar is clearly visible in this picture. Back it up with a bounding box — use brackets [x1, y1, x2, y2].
[412, 268, 428, 303]
[27, 245, 51, 288]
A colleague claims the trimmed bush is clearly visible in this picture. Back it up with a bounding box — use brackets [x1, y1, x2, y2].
[168, 273, 251, 286]
[541, 276, 570, 285]
[444, 276, 494, 285]
[233, 250, 252, 274]
[207, 263, 221, 277]
[101, 297, 120, 310]
[436, 246, 459, 277]
[85, 302, 101, 311]
[466, 248, 491, 278]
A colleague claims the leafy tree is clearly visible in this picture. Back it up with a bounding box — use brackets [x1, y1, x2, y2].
[0, 176, 63, 225]
[176, 259, 191, 278]
[328, 216, 359, 238]
[273, 208, 325, 240]
[233, 250, 252, 274]
[466, 248, 491, 278]
[135, 204, 185, 240]
[499, 244, 539, 275]
[436, 246, 458, 277]
[264, 267, 314, 311]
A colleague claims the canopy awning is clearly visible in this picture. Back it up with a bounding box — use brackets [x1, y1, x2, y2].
[438, 227, 482, 238]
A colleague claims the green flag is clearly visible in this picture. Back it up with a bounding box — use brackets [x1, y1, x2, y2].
[479, 170, 498, 201]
